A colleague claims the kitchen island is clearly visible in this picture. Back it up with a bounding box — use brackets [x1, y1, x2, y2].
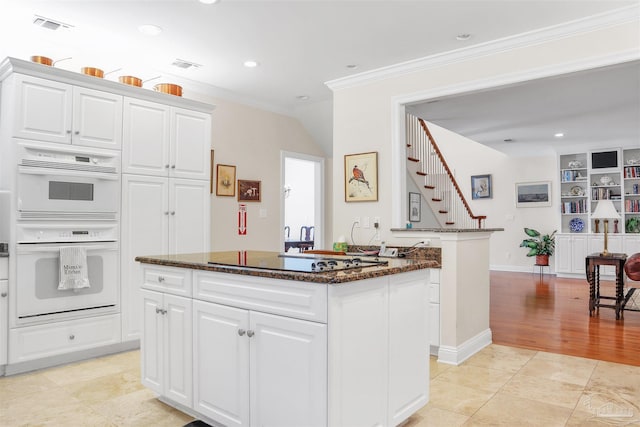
[136, 251, 438, 427]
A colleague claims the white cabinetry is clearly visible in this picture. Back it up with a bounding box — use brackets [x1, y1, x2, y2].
[556, 234, 588, 275]
[193, 300, 327, 427]
[12, 74, 123, 149]
[0, 257, 8, 367]
[122, 97, 211, 180]
[428, 268, 440, 354]
[141, 289, 192, 408]
[121, 176, 209, 341]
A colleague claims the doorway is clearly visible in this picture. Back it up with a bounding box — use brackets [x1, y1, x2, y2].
[281, 151, 324, 252]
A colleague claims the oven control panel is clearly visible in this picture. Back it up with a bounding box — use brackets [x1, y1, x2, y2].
[16, 223, 119, 243]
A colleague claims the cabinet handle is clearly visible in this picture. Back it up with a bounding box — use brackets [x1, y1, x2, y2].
[74, 130, 80, 135]
[162, 309, 167, 315]
[247, 330, 255, 338]
[69, 334, 75, 340]
[158, 276, 165, 283]
[171, 165, 176, 169]
[238, 329, 246, 336]
[165, 211, 169, 215]
[0, 292, 7, 297]
[171, 211, 175, 215]
[165, 164, 170, 169]
[66, 130, 72, 134]
[156, 307, 162, 314]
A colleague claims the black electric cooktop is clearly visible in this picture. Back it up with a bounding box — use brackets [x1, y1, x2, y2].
[207, 251, 388, 273]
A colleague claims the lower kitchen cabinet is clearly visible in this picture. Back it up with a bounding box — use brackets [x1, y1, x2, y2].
[192, 299, 327, 427]
[1, 257, 8, 367]
[141, 290, 193, 408]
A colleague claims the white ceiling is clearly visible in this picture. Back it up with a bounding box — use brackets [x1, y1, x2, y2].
[0, 1, 637, 155]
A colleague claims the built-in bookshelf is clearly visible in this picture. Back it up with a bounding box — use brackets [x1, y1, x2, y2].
[559, 148, 640, 234]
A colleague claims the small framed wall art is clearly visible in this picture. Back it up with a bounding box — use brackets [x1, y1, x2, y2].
[409, 192, 421, 222]
[238, 180, 261, 202]
[471, 174, 492, 199]
[344, 151, 378, 202]
[515, 181, 551, 207]
[216, 164, 236, 197]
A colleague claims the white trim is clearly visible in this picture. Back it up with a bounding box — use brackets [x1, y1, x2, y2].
[437, 329, 492, 366]
[326, 5, 639, 91]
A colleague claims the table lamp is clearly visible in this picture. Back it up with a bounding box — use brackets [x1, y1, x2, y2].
[591, 199, 620, 256]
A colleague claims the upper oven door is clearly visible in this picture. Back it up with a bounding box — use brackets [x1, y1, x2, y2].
[17, 167, 120, 219]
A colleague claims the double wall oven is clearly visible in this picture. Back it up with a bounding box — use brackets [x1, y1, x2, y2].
[14, 140, 120, 324]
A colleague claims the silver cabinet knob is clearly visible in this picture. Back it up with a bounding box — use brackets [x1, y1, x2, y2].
[238, 329, 246, 336]
[156, 307, 161, 314]
[247, 330, 255, 338]
[0, 292, 7, 297]
[74, 130, 80, 135]
[165, 211, 169, 215]
[171, 165, 176, 169]
[171, 211, 175, 215]
[69, 334, 75, 340]
[165, 164, 170, 169]
[162, 309, 167, 315]
[158, 276, 165, 283]
[66, 130, 72, 134]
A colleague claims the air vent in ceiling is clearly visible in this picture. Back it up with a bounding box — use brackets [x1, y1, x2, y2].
[33, 15, 73, 31]
[172, 59, 202, 69]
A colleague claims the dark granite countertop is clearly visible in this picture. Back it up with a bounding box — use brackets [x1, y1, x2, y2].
[135, 250, 439, 284]
[0, 242, 8, 257]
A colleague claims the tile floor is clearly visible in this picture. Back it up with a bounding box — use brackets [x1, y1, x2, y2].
[1, 344, 639, 426]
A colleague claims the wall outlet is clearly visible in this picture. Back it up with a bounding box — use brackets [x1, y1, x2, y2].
[373, 217, 380, 228]
[353, 217, 360, 227]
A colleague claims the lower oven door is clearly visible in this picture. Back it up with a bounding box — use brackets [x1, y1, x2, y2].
[16, 241, 119, 319]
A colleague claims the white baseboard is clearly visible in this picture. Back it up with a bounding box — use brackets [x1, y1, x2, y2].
[490, 264, 556, 275]
[437, 329, 492, 366]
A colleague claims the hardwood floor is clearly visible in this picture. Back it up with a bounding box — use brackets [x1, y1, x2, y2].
[490, 271, 640, 366]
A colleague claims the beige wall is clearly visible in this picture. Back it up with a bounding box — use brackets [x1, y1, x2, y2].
[185, 95, 327, 251]
[331, 20, 639, 271]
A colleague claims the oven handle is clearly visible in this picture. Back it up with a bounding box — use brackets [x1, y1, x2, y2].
[17, 242, 118, 254]
[18, 166, 119, 181]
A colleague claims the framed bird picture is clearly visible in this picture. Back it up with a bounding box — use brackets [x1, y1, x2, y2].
[344, 151, 378, 202]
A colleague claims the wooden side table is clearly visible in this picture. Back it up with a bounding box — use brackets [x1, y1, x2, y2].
[585, 253, 627, 319]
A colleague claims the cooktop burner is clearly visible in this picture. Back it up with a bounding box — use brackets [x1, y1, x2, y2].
[207, 252, 388, 273]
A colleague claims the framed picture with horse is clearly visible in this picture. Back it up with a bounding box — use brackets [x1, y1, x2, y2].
[344, 151, 378, 202]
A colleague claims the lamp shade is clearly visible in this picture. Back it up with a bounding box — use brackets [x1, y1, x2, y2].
[591, 200, 621, 219]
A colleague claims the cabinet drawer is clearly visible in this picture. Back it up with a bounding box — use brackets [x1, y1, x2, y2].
[142, 265, 192, 297]
[9, 314, 121, 363]
[0, 257, 7, 280]
[194, 271, 327, 323]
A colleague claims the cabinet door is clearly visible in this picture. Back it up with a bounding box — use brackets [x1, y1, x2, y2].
[571, 235, 589, 274]
[122, 98, 171, 176]
[141, 290, 164, 395]
[171, 107, 211, 180]
[623, 235, 640, 256]
[249, 311, 327, 427]
[121, 175, 169, 341]
[0, 280, 7, 366]
[164, 294, 193, 407]
[193, 300, 250, 427]
[72, 87, 123, 149]
[388, 272, 429, 426]
[169, 178, 210, 255]
[555, 235, 572, 273]
[13, 74, 72, 144]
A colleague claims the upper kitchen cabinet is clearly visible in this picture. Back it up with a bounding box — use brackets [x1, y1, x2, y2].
[123, 97, 211, 180]
[11, 74, 123, 149]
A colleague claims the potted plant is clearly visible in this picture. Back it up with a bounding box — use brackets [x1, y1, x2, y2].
[520, 228, 556, 266]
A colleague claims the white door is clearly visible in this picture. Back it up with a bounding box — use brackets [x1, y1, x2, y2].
[122, 98, 170, 176]
[282, 152, 324, 252]
[121, 175, 169, 341]
[249, 311, 327, 427]
[164, 294, 193, 407]
[13, 74, 72, 144]
[170, 178, 210, 255]
[141, 290, 164, 395]
[193, 300, 250, 427]
[72, 87, 123, 149]
[171, 107, 211, 180]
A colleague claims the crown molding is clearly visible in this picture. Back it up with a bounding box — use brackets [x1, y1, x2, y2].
[325, 4, 640, 91]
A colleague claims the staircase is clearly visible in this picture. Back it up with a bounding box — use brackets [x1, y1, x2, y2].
[406, 114, 486, 229]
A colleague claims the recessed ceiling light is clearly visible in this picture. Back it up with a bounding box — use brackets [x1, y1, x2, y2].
[456, 33, 471, 41]
[243, 60, 259, 68]
[139, 24, 162, 36]
[296, 95, 310, 101]
[199, 0, 220, 4]
[172, 58, 202, 69]
[554, 132, 564, 138]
